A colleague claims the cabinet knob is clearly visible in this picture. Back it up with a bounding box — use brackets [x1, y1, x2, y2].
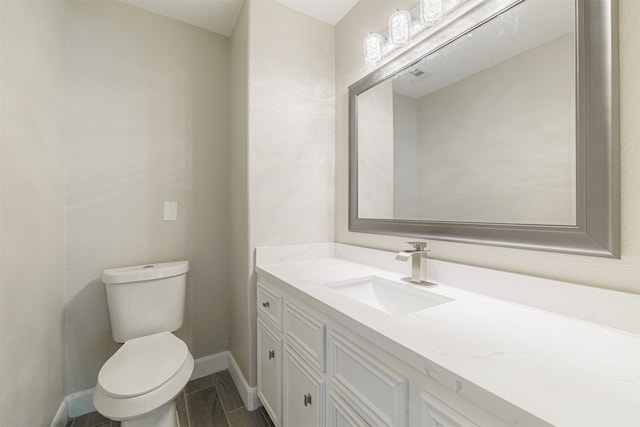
[303, 393, 312, 407]
[262, 301, 270, 308]
[268, 350, 275, 360]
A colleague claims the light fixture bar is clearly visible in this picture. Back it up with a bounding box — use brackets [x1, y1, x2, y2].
[363, 0, 470, 65]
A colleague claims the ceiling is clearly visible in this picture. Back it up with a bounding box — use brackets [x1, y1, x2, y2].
[273, 0, 359, 25]
[117, 0, 359, 36]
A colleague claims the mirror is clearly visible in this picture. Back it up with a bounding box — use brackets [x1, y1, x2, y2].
[349, 0, 619, 257]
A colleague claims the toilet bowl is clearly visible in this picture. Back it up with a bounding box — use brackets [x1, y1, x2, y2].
[93, 332, 194, 427]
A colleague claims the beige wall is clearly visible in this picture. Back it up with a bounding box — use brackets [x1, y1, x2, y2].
[0, 1, 67, 424]
[228, 0, 335, 387]
[64, 1, 231, 392]
[248, 0, 335, 249]
[229, 0, 252, 390]
[336, 0, 640, 295]
[247, 0, 335, 385]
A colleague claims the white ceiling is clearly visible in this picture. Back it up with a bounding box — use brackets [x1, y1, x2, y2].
[273, 0, 359, 25]
[117, 0, 359, 36]
[118, 0, 244, 36]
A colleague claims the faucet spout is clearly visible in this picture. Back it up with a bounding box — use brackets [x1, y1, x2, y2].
[395, 250, 417, 261]
[396, 242, 432, 285]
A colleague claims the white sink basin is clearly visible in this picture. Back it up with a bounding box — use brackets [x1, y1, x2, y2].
[327, 276, 452, 315]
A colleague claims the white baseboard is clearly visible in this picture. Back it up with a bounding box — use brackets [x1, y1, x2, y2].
[228, 352, 261, 410]
[49, 397, 68, 427]
[67, 388, 95, 418]
[190, 351, 229, 380]
[49, 387, 94, 427]
[51, 350, 233, 425]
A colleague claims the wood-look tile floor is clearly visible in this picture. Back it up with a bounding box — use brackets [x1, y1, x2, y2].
[66, 370, 274, 427]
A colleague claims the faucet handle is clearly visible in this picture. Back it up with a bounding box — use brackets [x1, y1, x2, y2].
[406, 241, 427, 250]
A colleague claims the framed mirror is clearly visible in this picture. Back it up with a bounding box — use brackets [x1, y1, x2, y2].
[349, 0, 619, 258]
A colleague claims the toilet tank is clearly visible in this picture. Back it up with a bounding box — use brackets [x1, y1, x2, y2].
[102, 261, 189, 343]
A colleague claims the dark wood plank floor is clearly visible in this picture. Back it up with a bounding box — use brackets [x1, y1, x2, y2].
[67, 370, 274, 427]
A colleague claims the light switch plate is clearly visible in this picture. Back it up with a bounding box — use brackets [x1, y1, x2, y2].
[163, 201, 177, 221]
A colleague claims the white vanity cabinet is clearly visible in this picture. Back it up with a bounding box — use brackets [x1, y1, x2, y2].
[257, 282, 284, 425]
[258, 279, 328, 427]
[255, 244, 640, 427]
[257, 277, 513, 427]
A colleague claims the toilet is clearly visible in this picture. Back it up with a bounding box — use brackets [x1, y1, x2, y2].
[93, 261, 194, 427]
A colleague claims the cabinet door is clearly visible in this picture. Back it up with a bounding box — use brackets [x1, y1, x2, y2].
[421, 392, 478, 427]
[283, 346, 325, 427]
[330, 331, 408, 426]
[328, 391, 369, 427]
[258, 318, 282, 426]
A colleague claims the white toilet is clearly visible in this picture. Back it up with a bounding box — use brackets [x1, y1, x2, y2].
[93, 260, 194, 427]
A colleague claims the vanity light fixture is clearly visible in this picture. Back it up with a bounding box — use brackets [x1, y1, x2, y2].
[421, 0, 446, 26]
[363, 0, 466, 65]
[364, 32, 385, 65]
[389, 9, 412, 46]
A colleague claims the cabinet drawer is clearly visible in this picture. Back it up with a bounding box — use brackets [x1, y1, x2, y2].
[283, 346, 326, 427]
[284, 301, 326, 372]
[257, 281, 282, 329]
[421, 392, 478, 427]
[330, 331, 408, 427]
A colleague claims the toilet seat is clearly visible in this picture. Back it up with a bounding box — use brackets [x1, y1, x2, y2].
[93, 333, 194, 423]
[98, 332, 188, 398]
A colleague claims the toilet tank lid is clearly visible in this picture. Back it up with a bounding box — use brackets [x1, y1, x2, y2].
[102, 260, 189, 284]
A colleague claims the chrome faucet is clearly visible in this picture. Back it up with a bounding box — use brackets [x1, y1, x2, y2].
[396, 241, 432, 285]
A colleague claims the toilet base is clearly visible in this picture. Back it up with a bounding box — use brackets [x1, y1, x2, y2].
[121, 400, 178, 427]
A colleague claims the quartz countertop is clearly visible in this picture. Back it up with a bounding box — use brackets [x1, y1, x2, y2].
[255, 246, 640, 427]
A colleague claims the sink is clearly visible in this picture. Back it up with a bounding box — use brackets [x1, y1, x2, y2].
[326, 276, 452, 315]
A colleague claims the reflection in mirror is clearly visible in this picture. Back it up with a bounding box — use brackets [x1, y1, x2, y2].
[349, 0, 619, 258]
[357, 0, 576, 225]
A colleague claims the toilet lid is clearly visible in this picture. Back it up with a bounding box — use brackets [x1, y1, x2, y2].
[98, 332, 189, 398]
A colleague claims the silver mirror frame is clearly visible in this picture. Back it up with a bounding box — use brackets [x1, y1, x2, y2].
[349, 0, 619, 258]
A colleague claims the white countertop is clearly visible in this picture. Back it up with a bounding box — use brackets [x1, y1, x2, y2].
[255, 244, 640, 427]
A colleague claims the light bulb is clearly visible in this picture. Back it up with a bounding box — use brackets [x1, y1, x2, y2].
[363, 33, 384, 65]
[389, 10, 412, 47]
[421, 0, 445, 26]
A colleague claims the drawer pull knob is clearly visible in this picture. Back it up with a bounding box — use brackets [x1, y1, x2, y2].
[304, 393, 312, 407]
[268, 350, 275, 360]
[262, 301, 270, 308]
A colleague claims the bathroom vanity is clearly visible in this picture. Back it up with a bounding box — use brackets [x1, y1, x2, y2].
[255, 243, 639, 427]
